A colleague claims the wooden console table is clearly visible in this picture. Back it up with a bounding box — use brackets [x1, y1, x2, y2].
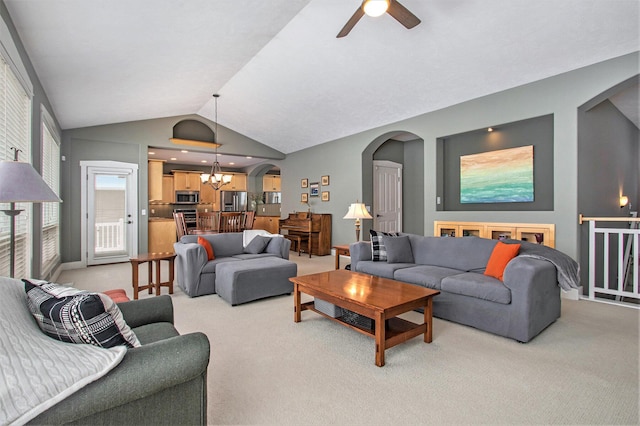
[333, 244, 350, 269]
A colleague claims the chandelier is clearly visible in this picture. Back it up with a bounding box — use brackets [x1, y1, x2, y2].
[201, 94, 232, 190]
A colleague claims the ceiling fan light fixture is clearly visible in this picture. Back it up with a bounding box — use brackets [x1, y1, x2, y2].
[363, 0, 390, 17]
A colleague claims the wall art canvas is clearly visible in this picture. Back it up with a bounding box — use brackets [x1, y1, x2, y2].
[460, 145, 534, 204]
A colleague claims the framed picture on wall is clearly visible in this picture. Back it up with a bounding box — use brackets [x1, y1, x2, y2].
[321, 175, 330, 186]
[301, 178, 308, 188]
[309, 182, 319, 197]
[321, 191, 330, 201]
[301, 193, 308, 202]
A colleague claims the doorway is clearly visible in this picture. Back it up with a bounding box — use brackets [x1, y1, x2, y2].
[373, 160, 403, 232]
[81, 161, 138, 265]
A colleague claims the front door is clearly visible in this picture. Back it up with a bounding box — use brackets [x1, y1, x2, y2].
[373, 160, 403, 232]
[81, 161, 138, 265]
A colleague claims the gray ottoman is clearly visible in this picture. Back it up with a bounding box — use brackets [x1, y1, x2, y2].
[215, 257, 297, 305]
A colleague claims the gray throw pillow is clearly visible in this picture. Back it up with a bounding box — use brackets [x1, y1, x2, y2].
[244, 235, 271, 254]
[383, 235, 414, 263]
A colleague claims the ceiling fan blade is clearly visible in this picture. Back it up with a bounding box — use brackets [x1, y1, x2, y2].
[387, 0, 421, 29]
[337, 6, 365, 38]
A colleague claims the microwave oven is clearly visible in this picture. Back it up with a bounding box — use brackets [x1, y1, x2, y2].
[175, 190, 199, 204]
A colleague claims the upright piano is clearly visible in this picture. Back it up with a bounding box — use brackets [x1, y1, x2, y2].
[279, 213, 332, 256]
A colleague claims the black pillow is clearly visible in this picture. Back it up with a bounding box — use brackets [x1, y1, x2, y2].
[244, 235, 271, 254]
[23, 279, 140, 348]
[370, 230, 400, 261]
[383, 235, 414, 263]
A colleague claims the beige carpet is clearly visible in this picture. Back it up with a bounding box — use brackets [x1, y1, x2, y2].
[58, 254, 640, 425]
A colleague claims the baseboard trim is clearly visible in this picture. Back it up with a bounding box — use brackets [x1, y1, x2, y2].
[562, 287, 583, 301]
[59, 261, 85, 271]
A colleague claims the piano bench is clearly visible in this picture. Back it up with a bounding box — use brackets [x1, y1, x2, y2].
[284, 234, 311, 257]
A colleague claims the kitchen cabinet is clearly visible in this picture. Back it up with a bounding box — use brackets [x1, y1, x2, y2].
[173, 171, 202, 191]
[228, 173, 247, 191]
[262, 174, 281, 192]
[254, 216, 279, 234]
[148, 219, 177, 253]
[200, 181, 218, 209]
[162, 175, 174, 203]
[433, 221, 555, 248]
[148, 160, 164, 201]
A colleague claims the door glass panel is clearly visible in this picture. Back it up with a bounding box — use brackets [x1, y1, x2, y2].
[93, 174, 127, 256]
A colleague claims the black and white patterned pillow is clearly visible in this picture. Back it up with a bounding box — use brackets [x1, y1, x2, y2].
[23, 279, 141, 349]
[370, 230, 400, 261]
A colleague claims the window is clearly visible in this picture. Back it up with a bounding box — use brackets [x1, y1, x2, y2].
[41, 108, 60, 276]
[0, 54, 32, 278]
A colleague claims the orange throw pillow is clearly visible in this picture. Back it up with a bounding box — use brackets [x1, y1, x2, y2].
[484, 242, 520, 281]
[198, 236, 215, 261]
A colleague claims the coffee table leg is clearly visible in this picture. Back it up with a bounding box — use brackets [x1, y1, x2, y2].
[424, 296, 433, 343]
[293, 283, 301, 322]
[375, 312, 385, 367]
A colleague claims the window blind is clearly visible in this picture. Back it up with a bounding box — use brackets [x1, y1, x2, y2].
[0, 54, 32, 278]
[41, 114, 60, 276]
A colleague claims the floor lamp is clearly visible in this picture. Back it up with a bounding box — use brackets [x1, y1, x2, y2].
[343, 202, 373, 241]
[0, 148, 61, 278]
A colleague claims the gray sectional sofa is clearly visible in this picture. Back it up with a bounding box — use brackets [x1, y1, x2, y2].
[350, 234, 579, 342]
[174, 232, 295, 300]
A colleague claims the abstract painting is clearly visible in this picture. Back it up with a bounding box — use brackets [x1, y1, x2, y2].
[460, 145, 534, 203]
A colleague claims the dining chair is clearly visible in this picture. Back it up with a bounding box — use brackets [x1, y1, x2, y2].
[242, 211, 255, 230]
[219, 212, 244, 232]
[196, 211, 219, 231]
[173, 212, 188, 239]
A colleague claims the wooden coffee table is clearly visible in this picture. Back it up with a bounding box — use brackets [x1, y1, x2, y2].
[291, 269, 440, 367]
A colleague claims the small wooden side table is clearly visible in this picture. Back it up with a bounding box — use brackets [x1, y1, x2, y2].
[129, 252, 176, 299]
[333, 244, 351, 270]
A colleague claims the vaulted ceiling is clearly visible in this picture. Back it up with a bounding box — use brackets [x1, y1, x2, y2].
[5, 0, 639, 155]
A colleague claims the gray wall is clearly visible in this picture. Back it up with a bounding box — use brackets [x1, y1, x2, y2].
[438, 114, 554, 211]
[280, 52, 639, 259]
[1, 3, 62, 279]
[61, 115, 285, 262]
[578, 85, 639, 290]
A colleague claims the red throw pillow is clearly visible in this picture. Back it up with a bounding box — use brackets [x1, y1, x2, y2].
[198, 236, 215, 261]
[484, 242, 520, 281]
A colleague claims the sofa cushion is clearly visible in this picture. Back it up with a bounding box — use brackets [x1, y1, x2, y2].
[132, 322, 180, 345]
[383, 235, 414, 263]
[370, 230, 400, 261]
[201, 257, 241, 274]
[408, 235, 497, 271]
[484, 242, 521, 281]
[198, 236, 215, 260]
[244, 235, 271, 254]
[23, 279, 141, 348]
[181, 232, 244, 257]
[441, 272, 511, 304]
[355, 260, 413, 279]
[393, 265, 462, 290]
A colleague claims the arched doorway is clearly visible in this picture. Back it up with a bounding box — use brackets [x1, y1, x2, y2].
[361, 131, 424, 237]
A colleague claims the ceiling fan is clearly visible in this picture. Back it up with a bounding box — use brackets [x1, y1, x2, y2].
[337, 0, 421, 38]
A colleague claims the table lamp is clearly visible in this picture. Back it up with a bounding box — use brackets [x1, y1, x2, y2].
[0, 148, 61, 277]
[343, 202, 372, 241]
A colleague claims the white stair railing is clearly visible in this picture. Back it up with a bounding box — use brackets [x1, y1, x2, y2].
[579, 214, 640, 306]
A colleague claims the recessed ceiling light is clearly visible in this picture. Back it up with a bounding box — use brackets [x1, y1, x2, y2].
[487, 127, 494, 132]
[181, 150, 188, 153]
[229, 162, 235, 165]
[170, 157, 177, 161]
[246, 156, 252, 159]
[201, 160, 207, 163]
[148, 151, 155, 155]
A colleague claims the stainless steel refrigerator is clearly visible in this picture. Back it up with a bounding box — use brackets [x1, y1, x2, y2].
[220, 191, 247, 211]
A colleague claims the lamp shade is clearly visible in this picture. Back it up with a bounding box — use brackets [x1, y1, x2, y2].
[0, 160, 61, 203]
[343, 203, 372, 220]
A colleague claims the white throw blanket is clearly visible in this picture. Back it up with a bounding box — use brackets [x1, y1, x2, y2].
[0, 277, 126, 426]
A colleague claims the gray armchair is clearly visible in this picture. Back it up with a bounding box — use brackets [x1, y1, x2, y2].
[29, 296, 210, 425]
